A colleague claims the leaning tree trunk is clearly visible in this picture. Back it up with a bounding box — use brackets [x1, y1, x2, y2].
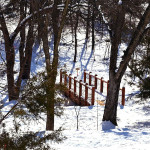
[103, 2, 150, 126]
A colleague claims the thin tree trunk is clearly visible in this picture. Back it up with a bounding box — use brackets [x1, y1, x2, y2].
[46, 0, 70, 131]
[19, 2, 26, 69]
[74, 12, 79, 63]
[0, 12, 17, 100]
[85, 0, 90, 40]
[40, 15, 54, 131]
[22, 22, 34, 79]
[92, 6, 95, 51]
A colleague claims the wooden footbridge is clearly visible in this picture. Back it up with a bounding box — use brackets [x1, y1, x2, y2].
[60, 69, 125, 106]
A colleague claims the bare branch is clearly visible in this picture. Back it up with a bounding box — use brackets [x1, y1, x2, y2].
[10, 5, 53, 42]
[116, 3, 150, 80]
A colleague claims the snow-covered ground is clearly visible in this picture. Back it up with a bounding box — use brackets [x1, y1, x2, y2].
[1, 28, 150, 149]
[53, 101, 150, 150]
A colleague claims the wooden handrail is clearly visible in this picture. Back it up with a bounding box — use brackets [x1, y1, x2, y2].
[60, 69, 125, 106]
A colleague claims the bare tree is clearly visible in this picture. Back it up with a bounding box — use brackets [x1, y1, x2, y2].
[0, 0, 53, 100]
[102, 1, 150, 126]
[43, 0, 70, 130]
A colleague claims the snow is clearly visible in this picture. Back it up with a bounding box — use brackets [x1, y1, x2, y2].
[1, 99, 150, 149]
[102, 121, 116, 130]
[1, 19, 150, 150]
[118, 0, 122, 5]
[51, 100, 150, 150]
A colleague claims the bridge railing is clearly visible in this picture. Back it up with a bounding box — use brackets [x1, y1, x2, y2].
[60, 69, 125, 106]
[60, 69, 95, 106]
[83, 70, 125, 106]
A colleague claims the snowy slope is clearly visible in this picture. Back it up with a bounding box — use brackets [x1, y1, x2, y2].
[1, 27, 150, 150]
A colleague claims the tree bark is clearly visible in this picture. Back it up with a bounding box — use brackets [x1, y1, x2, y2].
[103, 77, 121, 125]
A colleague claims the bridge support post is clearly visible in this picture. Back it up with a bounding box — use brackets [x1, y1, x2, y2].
[60, 69, 62, 84]
[64, 73, 67, 86]
[85, 83, 88, 106]
[84, 70, 86, 83]
[74, 77, 77, 94]
[79, 80, 82, 105]
[91, 87, 95, 105]
[89, 72, 92, 86]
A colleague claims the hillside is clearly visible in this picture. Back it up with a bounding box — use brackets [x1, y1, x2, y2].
[1, 28, 150, 149]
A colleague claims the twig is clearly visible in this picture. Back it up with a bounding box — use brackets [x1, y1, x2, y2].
[0, 98, 21, 124]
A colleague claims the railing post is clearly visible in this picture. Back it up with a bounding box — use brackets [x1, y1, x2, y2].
[69, 74, 71, 90]
[60, 69, 62, 84]
[74, 77, 77, 94]
[95, 74, 97, 89]
[107, 80, 109, 95]
[84, 70, 86, 83]
[89, 72, 92, 86]
[100, 77, 103, 93]
[79, 80, 82, 104]
[122, 87, 125, 106]
[91, 87, 95, 105]
[85, 83, 88, 106]
[64, 73, 67, 86]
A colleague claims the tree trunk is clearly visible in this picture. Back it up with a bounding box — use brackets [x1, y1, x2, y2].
[0, 12, 17, 100]
[46, 77, 55, 131]
[92, 6, 95, 51]
[103, 3, 150, 126]
[40, 14, 54, 131]
[103, 77, 121, 125]
[85, 0, 90, 40]
[6, 46, 18, 100]
[22, 22, 34, 79]
[46, 0, 70, 130]
[102, 4, 125, 125]
[74, 12, 79, 63]
[74, 26, 77, 62]
[45, 0, 60, 131]
[19, 2, 26, 69]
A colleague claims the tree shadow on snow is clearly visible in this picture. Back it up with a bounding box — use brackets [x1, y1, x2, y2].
[81, 49, 94, 79]
[132, 121, 150, 129]
[103, 128, 131, 138]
